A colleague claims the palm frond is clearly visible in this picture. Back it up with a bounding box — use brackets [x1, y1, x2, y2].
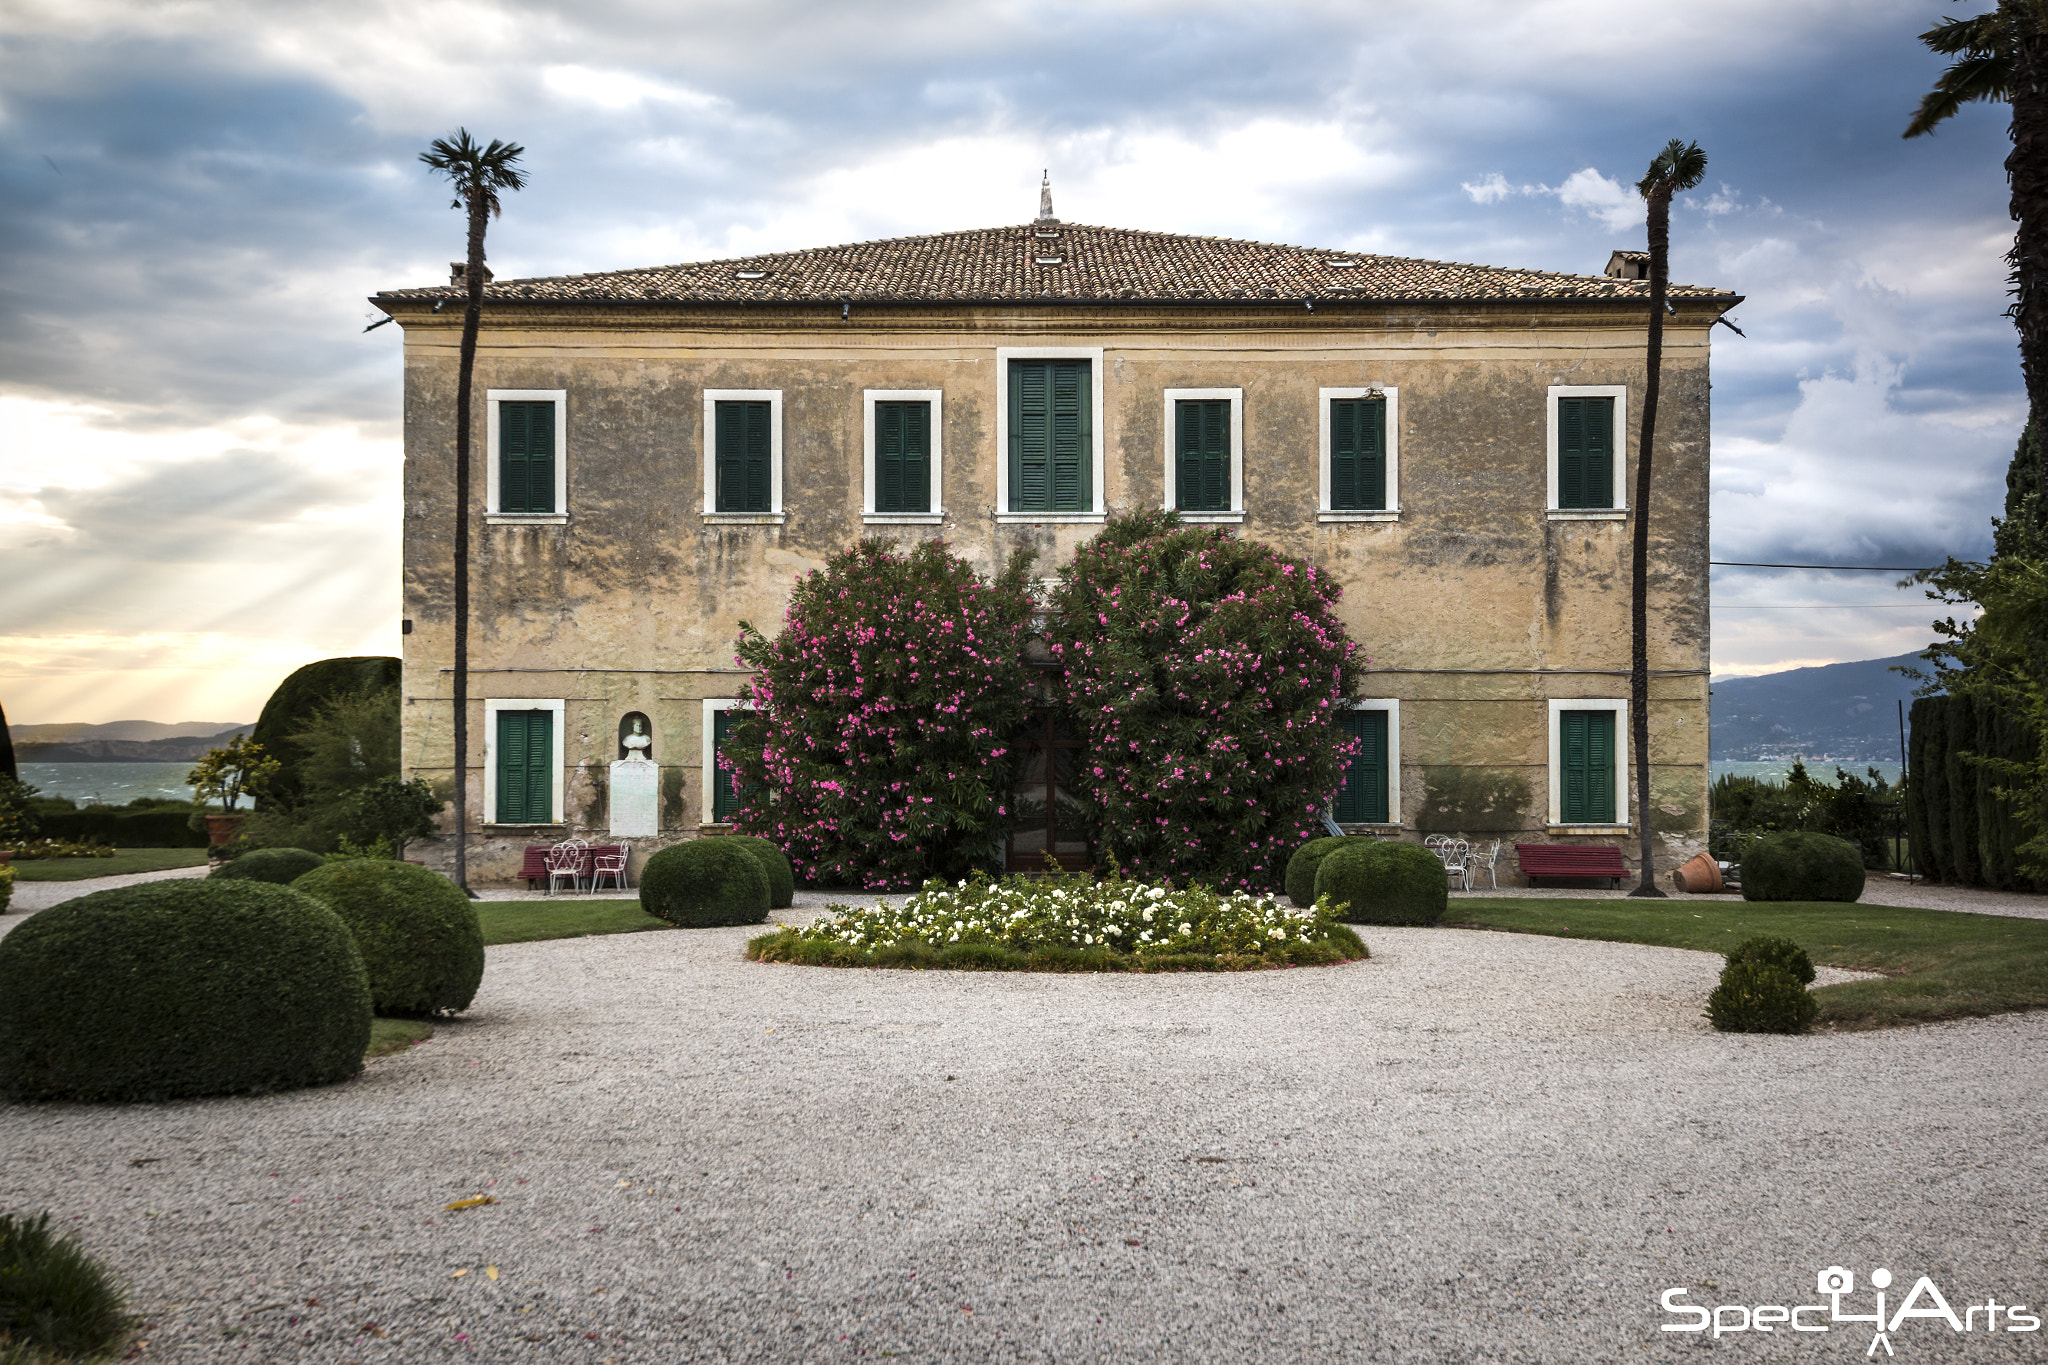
[419, 127, 528, 212]
[1905, 51, 2017, 136]
[1917, 11, 2012, 57]
[1635, 139, 1708, 198]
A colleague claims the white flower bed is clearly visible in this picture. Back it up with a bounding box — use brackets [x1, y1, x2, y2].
[798, 872, 1340, 958]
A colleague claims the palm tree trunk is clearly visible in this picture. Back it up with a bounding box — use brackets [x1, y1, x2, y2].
[450, 199, 487, 895]
[2009, 13, 2048, 500]
[1629, 186, 1673, 898]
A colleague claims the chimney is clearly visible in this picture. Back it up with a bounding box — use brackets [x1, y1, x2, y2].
[450, 262, 495, 287]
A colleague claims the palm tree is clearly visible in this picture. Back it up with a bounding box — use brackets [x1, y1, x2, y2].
[420, 129, 526, 894]
[1627, 139, 1707, 899]
[1907, 1, 2048, 500]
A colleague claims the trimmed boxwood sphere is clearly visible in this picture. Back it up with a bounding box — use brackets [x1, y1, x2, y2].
[640, 839, 771, 927]
[1727, 934, 1816, 985]
[1315, 840, 1448, 926]
[211, 846, 325, 885]
[1285, 836, 1369, 908]
[725, 835, 795, 909]
[291, 860, 484, 1017]
[1706, 961, 1818, 1033]
[0, 880, 371, 1102]
[1740, 831, 1866, 903]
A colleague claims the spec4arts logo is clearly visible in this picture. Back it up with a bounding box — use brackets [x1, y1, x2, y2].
[1661, 1266, 2041, 1355]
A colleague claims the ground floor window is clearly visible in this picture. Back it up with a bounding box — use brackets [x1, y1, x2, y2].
[1548, 698, 1627, 826]
[1006, 708, 1092, 871]
[1335, 707, 1391, 823]
[703, 700, 751, 824]
[490, 705, 559, 824]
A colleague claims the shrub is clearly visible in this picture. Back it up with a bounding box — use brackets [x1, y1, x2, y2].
[291, 860, 484, 1017]
[0, 880, 371, 1101]
[0, 1211, 129, 1361]
[1726, 934, 1816, 985]
[31, 808, 207, 848]
[250, 656, 401, 812]
[725, 539, 1037, 890]
[1706, 961, 1818, 1034]
[0, 777, 40, 846]
[1284, 836, 1368, 907]
[1740, 831, 1866, 903]
[724, 835, 795, 908]
[752, 870, 1368, 970]
[6, 839, 113, 861]
[1314, 840, 1448, 926]
[210, 846, 325, 885]
[639, 839, 771, 927]
[0, 865, 13, 915]
[1047, 510, 1364, 892]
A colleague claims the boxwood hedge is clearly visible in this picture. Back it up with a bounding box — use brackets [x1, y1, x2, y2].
[291, 860, 484, 1017]
[209, 846, 324, 885]
[0, 880, 371, 1101]
[639, 839, 771, 927]
[1314, 840, 1448, 926]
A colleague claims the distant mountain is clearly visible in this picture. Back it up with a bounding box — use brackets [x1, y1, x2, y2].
[9, 720, 251, 744]
[1710, 654, 1926, 763]
[13, 724, 252, 764]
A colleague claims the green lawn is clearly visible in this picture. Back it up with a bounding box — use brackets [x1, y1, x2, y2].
[477, 898, 674, 946]
[7, 848, 209, 882]
[366, 1018, 434, 1058]
[1443, 897, 2048, 1030]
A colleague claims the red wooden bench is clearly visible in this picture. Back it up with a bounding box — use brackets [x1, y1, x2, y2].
[518, 843, 625, 891]
[1515, 843, 1631, 888]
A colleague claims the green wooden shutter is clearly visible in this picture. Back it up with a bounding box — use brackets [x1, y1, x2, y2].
[499, 401, 555, 514]
[1557, 397, 1614, 509]
[1175, 400, 1230, 511]
[715, 401, 772, 513]
[1561, 709, 1616, 823]
[1335, 709, 1389, 824]
[1009, 360, 1091, 512]
[1329, 398, 1386, 510]
[875, 401, 931, 514]
[712, 709, 739, 822]
[495, 709, 552, 823]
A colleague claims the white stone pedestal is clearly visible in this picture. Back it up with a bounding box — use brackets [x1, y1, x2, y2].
[608, 758, 659, 838]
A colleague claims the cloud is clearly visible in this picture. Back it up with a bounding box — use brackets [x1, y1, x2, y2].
[0, 0, 2027, 715]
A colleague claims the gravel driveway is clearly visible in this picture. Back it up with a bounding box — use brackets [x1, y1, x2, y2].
[2, 911, 2042, 1364]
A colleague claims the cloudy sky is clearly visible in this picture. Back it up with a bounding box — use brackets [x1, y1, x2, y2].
[0, 0, 2020, 723]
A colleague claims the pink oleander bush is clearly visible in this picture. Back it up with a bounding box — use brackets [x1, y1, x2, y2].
[724, 538, 1037, 890]
[1045, 510, 1364, 892]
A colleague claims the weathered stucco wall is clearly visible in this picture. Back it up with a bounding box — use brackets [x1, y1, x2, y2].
[396, 301, 1716, 884]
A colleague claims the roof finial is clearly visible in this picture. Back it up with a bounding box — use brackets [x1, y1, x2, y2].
[1037, 169, 1055, 222]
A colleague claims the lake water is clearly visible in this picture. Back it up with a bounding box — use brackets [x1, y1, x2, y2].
[1710, 760, 1903, 787]
[17, 762, 198, 805]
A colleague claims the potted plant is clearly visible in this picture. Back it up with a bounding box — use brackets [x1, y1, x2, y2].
[186, 735, 281, 849]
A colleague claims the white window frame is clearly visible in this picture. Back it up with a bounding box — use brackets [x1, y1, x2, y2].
[482, 697, 567, 826]
[1546, 385, 1628, 520]
[863, 389, 944, 525]
[1161, 387, 1244, 523]
[702, 390, 785, 524]
[485, 389, 568, 525]
[994, 346, 1107, 523]
[1337, 698, 1402, 827]
[1317, 386, 1400, 522]
[701, 698, 753, 826]
[1546, 697, 1630, 830]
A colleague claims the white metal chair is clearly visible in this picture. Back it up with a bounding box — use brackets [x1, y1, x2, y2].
[1466, 839, 1503, 889]
[589, 843, 630, 893]
[1438, 838, 1473, 890]
[544, 838, 588, 896]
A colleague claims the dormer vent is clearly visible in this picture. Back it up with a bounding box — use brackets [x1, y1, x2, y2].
[1604, 250, 1650, 281]
[450, 262, 494, 286]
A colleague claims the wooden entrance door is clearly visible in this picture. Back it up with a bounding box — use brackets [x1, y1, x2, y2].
[1006, 709, 1092, 872]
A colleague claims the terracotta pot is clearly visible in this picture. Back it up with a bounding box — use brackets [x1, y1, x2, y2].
[204, 813, 247, 847]
[1673, 852, 1724, 894]
[0, 851, 12, 867]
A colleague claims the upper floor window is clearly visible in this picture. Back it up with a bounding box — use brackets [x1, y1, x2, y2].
[486, 390, 567, 523]
[1318, 387, 1399, 521]
[1164, 388, 1243, 522]
[996, 348, 1104, 522]
[1547, 386, 1627, 516]
[702, 390, 784, 523]
[864, 390, 943, 523]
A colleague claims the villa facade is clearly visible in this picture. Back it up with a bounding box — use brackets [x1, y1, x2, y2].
[373, 194, 1740, 885]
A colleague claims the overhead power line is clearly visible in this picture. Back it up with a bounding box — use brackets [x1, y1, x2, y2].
[1710, 560, 1933, 571]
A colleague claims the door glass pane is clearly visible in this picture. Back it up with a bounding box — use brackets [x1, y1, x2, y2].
[1051, 745, 1091, 853]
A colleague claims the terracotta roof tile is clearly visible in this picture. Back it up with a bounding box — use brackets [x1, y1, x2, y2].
[374, 221, 1735, 306]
